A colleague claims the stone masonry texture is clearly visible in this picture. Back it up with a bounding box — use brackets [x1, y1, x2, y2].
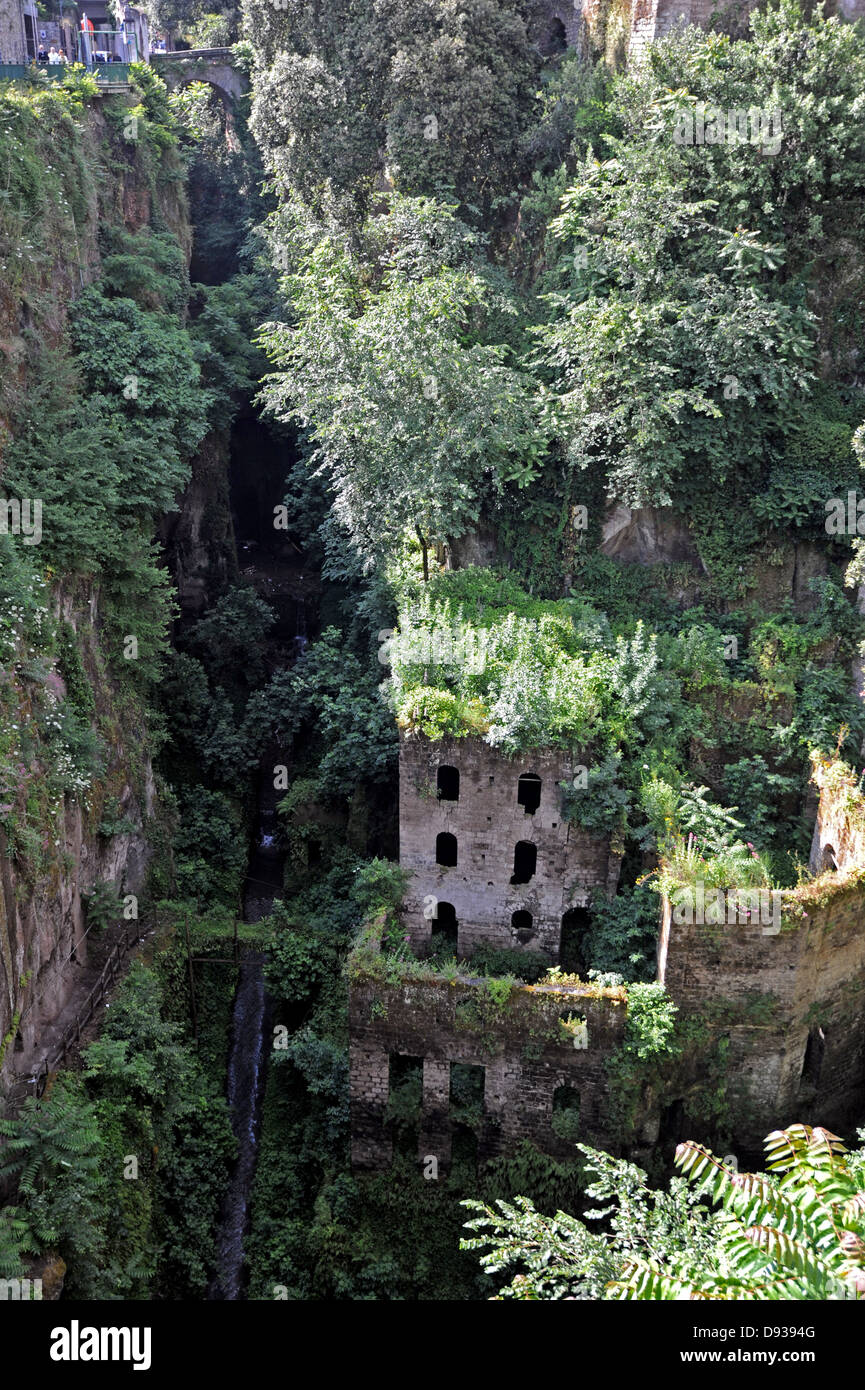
[350, 971, 626, 1170]
[399, 733, 621, 960]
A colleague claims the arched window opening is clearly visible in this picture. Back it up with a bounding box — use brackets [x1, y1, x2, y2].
[511, 841, 537, 884]
[13, 1030, 24, 1053]
[821, 844, 837, 873]
[560, 906, 591, 976]
[431, 901, 458, 953]
[437, 765, 460, 801]
[551, 1084, 581, 1142]
[800, 1027, 826, 1089]
[511, 909, 534, 943]
[517, 772, 542, 815]
[436, 832, 458, 867]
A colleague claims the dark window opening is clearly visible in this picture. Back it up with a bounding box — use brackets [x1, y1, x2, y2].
[436, 832, 457, 867]
[431, 901, 458, 954]
[551, 1084, 580, 1142]
[437, 765, 459, 801]
[517, 772, 542, 815]
[307, 838, 322, 867]
[450, 1062, 485, 1116]
[387, 1054, 423, 1157]
[560, 907, 591, 975]
[511, 840, 537, 884]
[511, 909, 534, 943]
[389, 1053, 423, 1090]
[800, 1027, 826, 1089]
[451, 1123, 479, 1170]
[821, 844, 837, 873]
[659, 1098, 685, 1149]
[13, 1030, 24, 1053]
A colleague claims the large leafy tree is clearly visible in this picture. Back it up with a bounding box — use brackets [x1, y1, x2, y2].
[245, 0, 542, 223]
[259, 198, 547, 570]
[537, 0, 865, 512]
[463, 1124, 865, 1299]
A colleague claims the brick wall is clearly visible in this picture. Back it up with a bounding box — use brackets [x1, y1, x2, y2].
[658, 879, 865, 1146]
[398, 733, 620, 960]
[350, 966, 627, 1170]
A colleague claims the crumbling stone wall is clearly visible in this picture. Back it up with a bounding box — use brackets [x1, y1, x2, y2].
[350, 967, 627, 1170]
[534, 0, 585, 52]
[539, 0, 865, 68]
[658, 878, 865, 1148]
[399, 733, 621, 959]
[808, 757, 865, 876]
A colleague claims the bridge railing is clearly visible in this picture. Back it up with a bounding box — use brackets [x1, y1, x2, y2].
[151, 47, 235, 61]
[0, 62, 133, 86]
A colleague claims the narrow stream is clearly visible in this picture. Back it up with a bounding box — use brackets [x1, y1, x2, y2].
[208, 752, 292, 1296]
[208, 424, 311, 1299]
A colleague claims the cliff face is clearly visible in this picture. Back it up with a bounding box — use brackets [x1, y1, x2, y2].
[0, 82, 193, 1089]
[0, 575, 157, 1086]
[162, 427, 238, 616]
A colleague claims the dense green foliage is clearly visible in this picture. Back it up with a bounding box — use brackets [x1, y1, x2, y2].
[5, 0, 865, 1310]
[0, 961, 234, 1297]
[464, 1124, 865, 1300]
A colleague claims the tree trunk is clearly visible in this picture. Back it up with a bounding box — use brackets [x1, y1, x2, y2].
[416, 526, 429, 583]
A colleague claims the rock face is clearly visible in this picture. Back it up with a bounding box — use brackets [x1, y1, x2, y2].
[808, 757, 865, 877]
[24, 1251, 67, 1300]
[161, 428, 237, 616]
[600, 504, 705, 568]
[447, 527, 499, 572]
[0, 582, 155, 1091]
[0, 110, 186, 1096]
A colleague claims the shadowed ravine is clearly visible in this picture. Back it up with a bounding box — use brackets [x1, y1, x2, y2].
[209, 953, 269, 1300]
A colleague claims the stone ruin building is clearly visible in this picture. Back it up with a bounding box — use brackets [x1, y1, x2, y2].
[399, 734, 621, 962]
[350, 737, 865, 1172]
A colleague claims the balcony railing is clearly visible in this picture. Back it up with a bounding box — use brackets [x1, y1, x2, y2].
[0, 61, 133, 86]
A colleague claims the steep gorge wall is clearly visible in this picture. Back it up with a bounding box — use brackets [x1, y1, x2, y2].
[0, 86, 195, 1089]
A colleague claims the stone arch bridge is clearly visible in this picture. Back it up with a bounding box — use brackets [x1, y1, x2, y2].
[151, 48, 249, 107]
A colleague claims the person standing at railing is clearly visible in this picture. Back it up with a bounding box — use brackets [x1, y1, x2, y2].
[48, 44, 62, 64]
[80, 12, 94, 65]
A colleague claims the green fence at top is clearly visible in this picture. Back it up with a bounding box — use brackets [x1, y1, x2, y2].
[0, 63, 132, 86]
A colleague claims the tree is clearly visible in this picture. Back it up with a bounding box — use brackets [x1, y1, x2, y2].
[538, 147, 813, 509]
[259, 198, 547, 569]
[246, 0, 542, 224]
[536, 1, 865, 511]
[462, 1124, 865, 1299]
